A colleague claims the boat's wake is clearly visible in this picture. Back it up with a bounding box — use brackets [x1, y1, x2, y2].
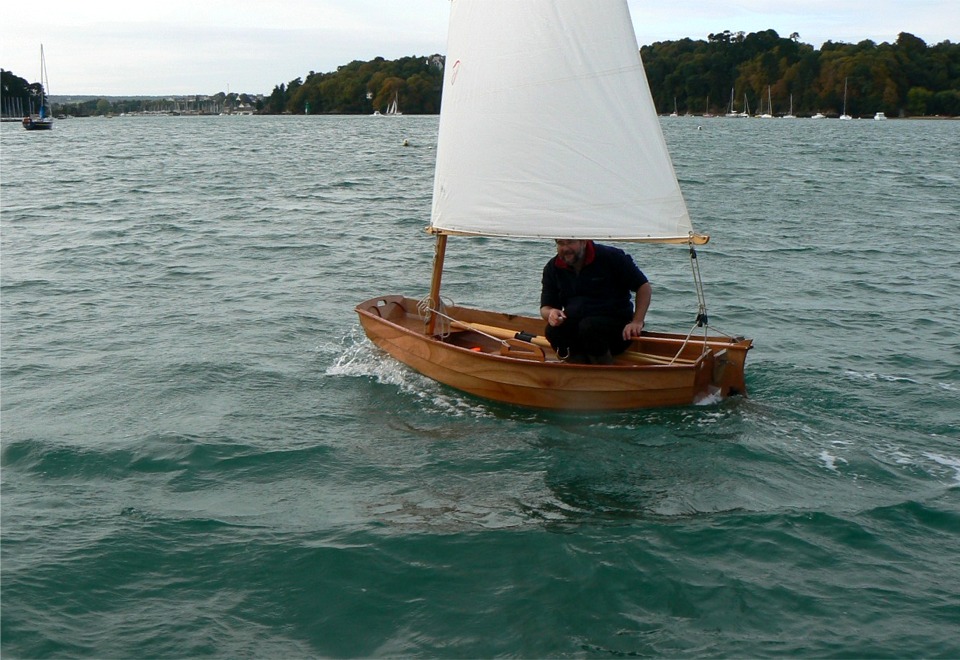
[324, 326, 496, 419]
[325, 327, 410, 386]
[693, 385, 724, 406]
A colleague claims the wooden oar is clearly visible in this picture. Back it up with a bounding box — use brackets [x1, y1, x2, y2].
[452, 321, 696, 366]
[449, 319, 546, 360]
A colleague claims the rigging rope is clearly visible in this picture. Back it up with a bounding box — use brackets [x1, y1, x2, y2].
[417, 295, 450, 337]
[417, 296, 512, 348]
[666, 243, 711, 365]
[669, 242, 742, 364]
[689, 244, 709, 333]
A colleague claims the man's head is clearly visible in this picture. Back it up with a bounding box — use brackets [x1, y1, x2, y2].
[555, 239, 587, 268]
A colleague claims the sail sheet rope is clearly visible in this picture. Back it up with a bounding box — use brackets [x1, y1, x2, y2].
[417, 296, 519, 350]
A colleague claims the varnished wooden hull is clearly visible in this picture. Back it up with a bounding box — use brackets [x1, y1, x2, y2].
[356, 295, 752, 411]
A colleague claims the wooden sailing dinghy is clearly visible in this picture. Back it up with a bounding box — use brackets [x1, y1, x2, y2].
[356, 0, 752, 411]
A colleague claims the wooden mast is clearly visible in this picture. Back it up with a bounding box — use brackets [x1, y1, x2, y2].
[425, 233, 448, 335]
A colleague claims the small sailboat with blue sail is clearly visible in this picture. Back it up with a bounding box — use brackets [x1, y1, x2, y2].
[22, 45, 53, 131]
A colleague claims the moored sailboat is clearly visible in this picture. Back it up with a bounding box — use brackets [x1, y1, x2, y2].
[782, 94, 796, 119]
[386, 92, 402, 116]
[758, 85, 774, 118]
[839, 77, 852, 120]
[725, 88, 744, 118]
[702, 95, 715, 118]
[22, 44, 53, 131]
[355, 0, 752, 411]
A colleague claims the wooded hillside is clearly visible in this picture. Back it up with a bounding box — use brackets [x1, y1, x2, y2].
[262, 30, 957, 117]
[640, 30, 959, 117]
[5, 30, 956, 117]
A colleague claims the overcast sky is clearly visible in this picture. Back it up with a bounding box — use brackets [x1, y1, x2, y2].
[3, 0, 956, 96]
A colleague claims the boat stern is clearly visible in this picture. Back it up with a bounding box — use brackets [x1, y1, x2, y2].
[709, 340, 752, 397]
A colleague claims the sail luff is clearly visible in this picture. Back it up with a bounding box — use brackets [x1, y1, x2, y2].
[430, 0, 693, 241]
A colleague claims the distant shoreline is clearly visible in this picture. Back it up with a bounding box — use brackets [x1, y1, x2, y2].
[18, 113, 955, 120]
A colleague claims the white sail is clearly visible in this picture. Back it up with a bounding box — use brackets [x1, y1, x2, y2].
[429, 0, 694, 242]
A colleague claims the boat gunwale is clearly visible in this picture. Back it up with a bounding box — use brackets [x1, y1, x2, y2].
[355, 295, 750, 409]
[355, 294, 743, 371]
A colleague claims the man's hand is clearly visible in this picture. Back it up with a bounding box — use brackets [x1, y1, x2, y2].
[547, 308, 567, 327]
[622, 320, 644, 340]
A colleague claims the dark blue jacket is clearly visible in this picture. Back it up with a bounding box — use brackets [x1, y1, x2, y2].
[540, 242, 648, 321]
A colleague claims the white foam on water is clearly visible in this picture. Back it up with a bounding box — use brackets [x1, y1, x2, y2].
[819, 450, 848, 472]
[843, 369, 919, 385]
[693, 385, 724, 406]
[923, 451, 960, 486]
[325, 336, 408, 385]
[888, 448, 915, 466]
[324, 329, 495, 419]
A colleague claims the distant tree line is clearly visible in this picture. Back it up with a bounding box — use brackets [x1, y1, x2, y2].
[2, 68, 266, 117]
[49, 93, 260, 117]
[1, 69, 44, 117]
[4, 31, 957, 118]
[263, 31, 957, 117]
[263, 55, 444, 115]
[641, 30, 960, 117]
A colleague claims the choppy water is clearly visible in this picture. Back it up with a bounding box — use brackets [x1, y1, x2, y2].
[2, 114, 958, 657]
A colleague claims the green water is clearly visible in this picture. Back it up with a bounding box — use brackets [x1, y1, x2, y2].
[2, 115, 958, 657]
